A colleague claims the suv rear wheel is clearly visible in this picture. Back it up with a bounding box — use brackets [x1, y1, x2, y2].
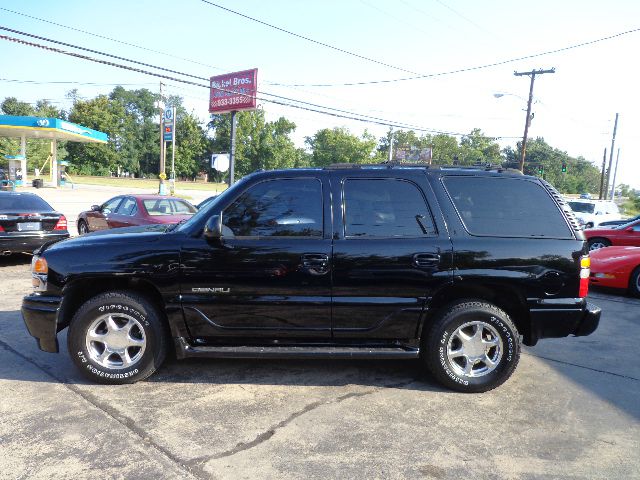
[423, 300, 520, 393]
[67, 291, 167, 384]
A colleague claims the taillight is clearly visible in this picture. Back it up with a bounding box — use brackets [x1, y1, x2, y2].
[579, 255, 590, 298]
[54, 215, 67, 231]
[0, 224, 4, 232]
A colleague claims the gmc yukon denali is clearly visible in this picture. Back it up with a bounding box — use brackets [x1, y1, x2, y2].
[22, 165, 601, 392]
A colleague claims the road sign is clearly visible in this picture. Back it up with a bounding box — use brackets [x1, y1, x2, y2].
[164, 124, 173, 142]
[164, 107, 173, 124]
[209, 69, 258, 114]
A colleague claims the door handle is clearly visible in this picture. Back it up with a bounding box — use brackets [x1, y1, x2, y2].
[301, 253, 330, 276]
[413, 252, 440, 268]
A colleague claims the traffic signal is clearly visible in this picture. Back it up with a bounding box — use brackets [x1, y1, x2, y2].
[537, 165, 544, 175]
[561, 163, 567, 173]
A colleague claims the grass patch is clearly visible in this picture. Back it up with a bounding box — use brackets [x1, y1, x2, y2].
[68, 175, 227, 193]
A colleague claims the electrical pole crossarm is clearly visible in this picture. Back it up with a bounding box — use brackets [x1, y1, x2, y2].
[514, 68, 556, 77]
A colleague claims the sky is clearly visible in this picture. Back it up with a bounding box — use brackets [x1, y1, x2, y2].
[1, 0, 639, 188]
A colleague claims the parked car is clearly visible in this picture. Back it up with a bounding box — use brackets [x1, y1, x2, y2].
[566, 199, 620, 229]
[597, 214, 640, 228]
[584, 218, 640, 251]
[0, 191, 69, 255]
[590, 246, 640, 297]
[76, 194, 197, 234]
[22, 165, 600, 393]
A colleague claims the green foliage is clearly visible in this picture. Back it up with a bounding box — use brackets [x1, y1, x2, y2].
[503, 137, 601, 194]
[209, 110, 305, 178]
[305, 127, 379, 166]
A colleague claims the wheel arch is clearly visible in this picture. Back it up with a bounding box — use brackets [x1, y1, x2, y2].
[424, 281, 532, 345]
[58, 277, 169, 334]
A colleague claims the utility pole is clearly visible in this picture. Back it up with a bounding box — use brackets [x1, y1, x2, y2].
[599, 148, 607, 200]
[388, 128, 394, 162]
[605, 113, 619, 200]
[514, 68, 555, 172]
[229, 110, 237, 186]
[610, 148, 621, 201]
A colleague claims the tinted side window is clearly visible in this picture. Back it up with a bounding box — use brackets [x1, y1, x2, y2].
[343, 178, 434, 238]
[116, 197, 137, 216]
[443, 176, 573, 238]
[223, 178, 323, 237]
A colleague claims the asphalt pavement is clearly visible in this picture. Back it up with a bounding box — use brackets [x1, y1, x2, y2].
[0, 252, 638, 479]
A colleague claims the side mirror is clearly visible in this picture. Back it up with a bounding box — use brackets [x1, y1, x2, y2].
[91, 205, 101, 212]
[203, 215, 223, 243]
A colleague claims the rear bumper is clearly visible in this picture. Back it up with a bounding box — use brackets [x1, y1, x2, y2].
[528, 298, 601, 345]
[21, 294, 61, 353]
[0, 233, 69, 254]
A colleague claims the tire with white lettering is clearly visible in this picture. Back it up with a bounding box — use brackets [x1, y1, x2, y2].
[67, 291, 167, 384]
[422, 300, 520, 393]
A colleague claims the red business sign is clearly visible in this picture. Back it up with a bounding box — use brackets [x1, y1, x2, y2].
[209, 68, 258, 114]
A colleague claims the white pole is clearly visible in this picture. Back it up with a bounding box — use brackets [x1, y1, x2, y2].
[20, 135, 27, 185]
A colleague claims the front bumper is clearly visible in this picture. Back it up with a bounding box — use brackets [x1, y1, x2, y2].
[21, 294, 61, 353]
[528, 298, 601, 345]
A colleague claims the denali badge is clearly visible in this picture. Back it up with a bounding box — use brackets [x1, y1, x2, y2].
[192, 287, 231, 293]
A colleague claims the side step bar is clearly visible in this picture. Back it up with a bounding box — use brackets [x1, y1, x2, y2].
[175, 338, 420, 360]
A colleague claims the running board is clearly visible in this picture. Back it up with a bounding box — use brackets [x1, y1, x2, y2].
[175, 338, 420, 360]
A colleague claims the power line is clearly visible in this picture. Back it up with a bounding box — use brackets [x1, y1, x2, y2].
[1, 32, 519, 139]
[0, 27, 519, 139]
[198, 0, 421, 75]
[270, 26, 640, 87]
[0, 6, 228, 74]
[0, 78, 156, 87]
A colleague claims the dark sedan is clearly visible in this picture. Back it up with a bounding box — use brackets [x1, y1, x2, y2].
[0, 192, 69, 255]
[76, 194, 196, 234]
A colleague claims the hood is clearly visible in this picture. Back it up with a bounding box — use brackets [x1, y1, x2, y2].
[42, 224, 168, 254]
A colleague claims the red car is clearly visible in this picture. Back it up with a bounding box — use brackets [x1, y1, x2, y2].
[77, 194, 196, 234]
[590, 246, 640, 297]
[584, 218, 640, 251]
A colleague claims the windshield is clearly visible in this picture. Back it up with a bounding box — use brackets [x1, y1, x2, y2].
[0, 194, 53, 212]
[615, 219, 640, 230]
[568, 201, 595, 214]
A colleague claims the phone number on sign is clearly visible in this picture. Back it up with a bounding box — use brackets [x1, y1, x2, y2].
[211, 96, 252, 108]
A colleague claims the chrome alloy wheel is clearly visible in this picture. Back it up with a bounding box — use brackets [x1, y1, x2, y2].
[85, 313, 146, 369]
[446, 321, 503, 378]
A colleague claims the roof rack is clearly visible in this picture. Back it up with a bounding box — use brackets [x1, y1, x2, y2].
[323, 161, 522, 174]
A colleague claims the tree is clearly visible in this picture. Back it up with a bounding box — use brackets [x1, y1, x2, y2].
[67, 95, 128, 175]
[305, 127, 379, 167]
[208, 109, 305, 179]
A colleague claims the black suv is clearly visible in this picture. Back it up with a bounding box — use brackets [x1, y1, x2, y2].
[22, 165, 600, 392]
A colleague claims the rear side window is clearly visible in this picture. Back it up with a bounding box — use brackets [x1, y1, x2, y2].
[443, 176, 573, 238]
[116, 197, 137, 216]
[0, 194, 53, 212]
[223, 178, 323, 237]
[343, 178, 435, 237]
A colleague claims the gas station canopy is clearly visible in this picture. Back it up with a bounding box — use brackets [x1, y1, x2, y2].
[0, 115, 108, 187]
[0, 115, 108, 143]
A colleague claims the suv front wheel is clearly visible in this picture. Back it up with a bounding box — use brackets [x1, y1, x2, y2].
[67, 291, 167, 384]
[423, 300, 520, 393]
